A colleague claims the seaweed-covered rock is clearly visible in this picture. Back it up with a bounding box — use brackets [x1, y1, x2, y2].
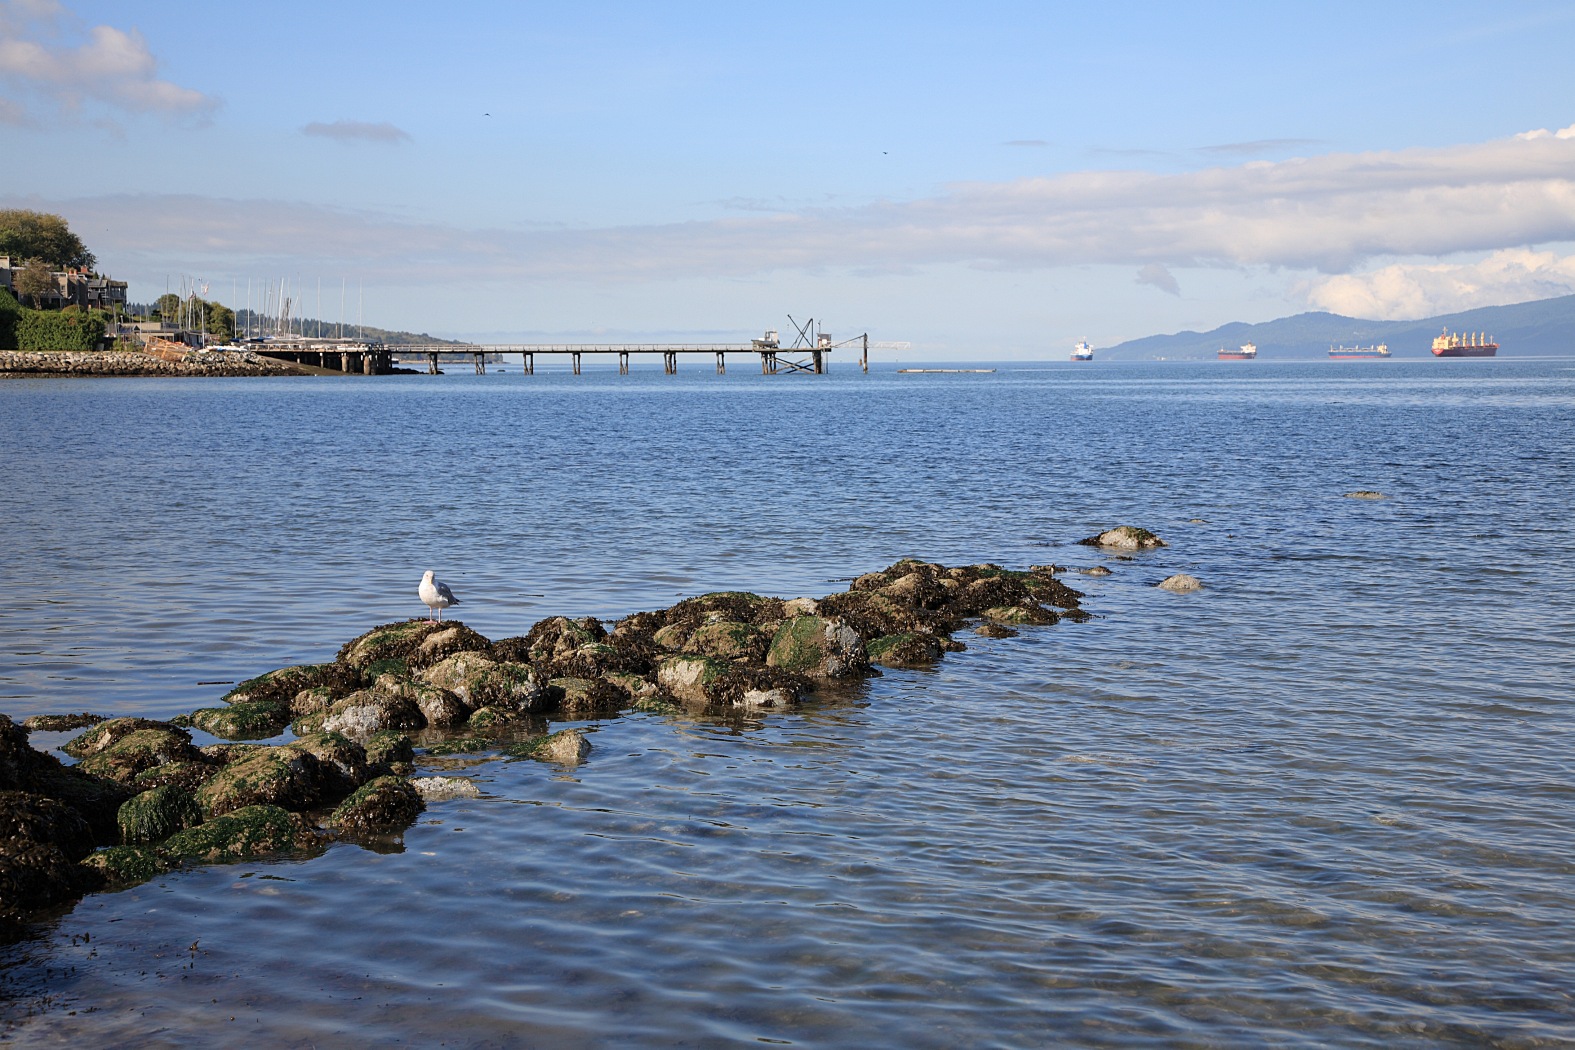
[338, 621, 494, 675]
[1157, 573, 1204, 593]
[21, 713, 105, 733]
[221, 663, 362, 712]
[0, 791, 97, 919]
[161, 805, 319, 864]
[974, 623, 1019, 638]
[364, 730, 416, 773]
[185, 699, 290, 741]
[503, 728, 591, 765]
[548, 676, 627, 717]
[655, 657, 805, 710]
[0, 791, 95, 862]
[424, 654, 548, 714]
[116, 785, 204, 845]
[80, 845, 173, 889]
[74, 726, 207, 785]
[656, 655, 735, 705]
[1079, 525, 1167, 550]
[298, 689, 425, 741]
[61, 717, 177, 760]
[284, 732, 371, 799]
[866, 632, 946, 668]
[327, 775, 425, 833]
[195, 747, 325, 817]
[766, 616, 870, 679]
[602, 673, 660, 703]
[980, 603, 1059, 626]
[132, 761, 219, 793]
[369, 673, 470, 728]
[512, 616, 608, 664]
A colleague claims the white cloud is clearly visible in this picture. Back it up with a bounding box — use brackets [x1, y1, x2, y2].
[14, 122, 1575, 299]
[302, 120, 412, 144]
[0, 2, 215, 122]
[1303, 248, 1575, 319]
[1136, 263, 1180, 295]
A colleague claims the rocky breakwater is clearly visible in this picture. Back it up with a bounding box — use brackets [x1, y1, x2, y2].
[0, 349, 303, 378]
[1, 557, 1090, 937]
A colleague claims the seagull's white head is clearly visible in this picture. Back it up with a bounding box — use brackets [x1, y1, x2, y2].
[422, 570, 434, 581]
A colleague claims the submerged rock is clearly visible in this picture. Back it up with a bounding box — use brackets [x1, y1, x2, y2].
[80, 845, 173, 889]
[21, 713, 105, 733]
[1344, 490, 1387, 500]
[1080, 525, 1167, 550]
[1157, 573, 1204, 593]
[503, 728, 591, 765]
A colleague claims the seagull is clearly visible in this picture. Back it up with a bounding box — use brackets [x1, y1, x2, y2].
[418, 570, 460, 622]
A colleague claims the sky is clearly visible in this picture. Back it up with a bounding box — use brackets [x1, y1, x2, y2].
[4, 0, 1575, 358]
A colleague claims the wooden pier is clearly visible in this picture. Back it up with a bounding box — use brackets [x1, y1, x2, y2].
[384, 335, 869, 376]
[251, 322, 890, 377]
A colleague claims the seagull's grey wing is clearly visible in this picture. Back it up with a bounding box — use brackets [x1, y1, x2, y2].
[436, 582, 459, 603]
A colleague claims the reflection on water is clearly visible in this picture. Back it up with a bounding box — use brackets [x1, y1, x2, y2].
[3, 360, 1574, 1047]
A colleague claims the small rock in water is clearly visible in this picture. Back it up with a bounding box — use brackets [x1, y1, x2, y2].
[1157, 574, 1204, 593]
[1344, 490, 1387, 500]
[1079, 525, 1166, 550]
[1075, 565, 1113, 577]
[21, 713, 105, 733]
[411, 776, 482, 801]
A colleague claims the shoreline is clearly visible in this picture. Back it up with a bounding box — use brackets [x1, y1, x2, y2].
[0, 349, 307, 378]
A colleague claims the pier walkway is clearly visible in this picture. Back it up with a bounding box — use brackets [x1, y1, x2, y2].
[383, 340, 863, 375]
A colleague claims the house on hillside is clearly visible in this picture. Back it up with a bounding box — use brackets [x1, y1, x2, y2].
[0, 256, 128, 312]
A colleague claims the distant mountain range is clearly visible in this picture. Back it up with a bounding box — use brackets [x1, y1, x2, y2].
[1103, 293, 1575, 360]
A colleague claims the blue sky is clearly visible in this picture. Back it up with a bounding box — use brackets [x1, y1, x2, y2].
[5, 1, 1575, 357]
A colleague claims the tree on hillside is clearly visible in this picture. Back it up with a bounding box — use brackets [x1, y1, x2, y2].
[154, 292, 181, 322]
[13, 258, 57, 309]
[0, 210, 95, 271]
[205, 303, 235, 342]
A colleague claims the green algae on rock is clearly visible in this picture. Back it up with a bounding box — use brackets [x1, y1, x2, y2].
[80, 844, 172, 889]
[328, 775, 425, 834]
[160, 804, 320, 864]
[1079, 525, 1167, 550]
[116, 785, 203, 845]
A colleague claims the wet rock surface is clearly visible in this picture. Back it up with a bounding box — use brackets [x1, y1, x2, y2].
[2, 553, 1179, 936]
[1080, 525, 1167, 550]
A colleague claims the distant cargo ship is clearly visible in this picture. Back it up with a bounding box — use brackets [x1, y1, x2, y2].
[1071, 340, 1094, 362]
[1431, 329, 1498, 357]
[1329, 343, 1391, 360]
[1218, 342, 1257, 361]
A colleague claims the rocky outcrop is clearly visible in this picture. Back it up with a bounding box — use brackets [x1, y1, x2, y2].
[2, 556, 1100, 935]
[1157, 573, 1204, 593]
[1079, 525, 1167, 550]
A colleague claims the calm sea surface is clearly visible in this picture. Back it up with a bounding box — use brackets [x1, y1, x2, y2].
[2, 358, 1573, 1047]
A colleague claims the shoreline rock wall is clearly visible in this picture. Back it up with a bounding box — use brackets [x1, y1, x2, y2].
[0, 349, 303, 378]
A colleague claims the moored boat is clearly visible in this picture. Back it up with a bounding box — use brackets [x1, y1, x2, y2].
[1431, 329, 1497, 357]
[1218, 342, 1257, 361]
[1071, 340, 1094, 362]
[1329, 343, 1391, 359]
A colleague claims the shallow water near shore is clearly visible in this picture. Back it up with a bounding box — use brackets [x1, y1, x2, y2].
[2, 358, 1574, 1047]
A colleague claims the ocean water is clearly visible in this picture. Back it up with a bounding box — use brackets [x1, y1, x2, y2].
[1, 358, 1573, 1047]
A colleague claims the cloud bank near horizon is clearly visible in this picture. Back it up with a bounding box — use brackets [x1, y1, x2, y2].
[301, 120, 412, 144]
[0, 0, 216, 124]
[11, 123, 1575, 320]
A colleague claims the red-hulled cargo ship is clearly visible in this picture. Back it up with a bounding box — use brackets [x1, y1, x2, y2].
[1431, 329, 1497, 357]
[1218, 342, 1257, 361]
